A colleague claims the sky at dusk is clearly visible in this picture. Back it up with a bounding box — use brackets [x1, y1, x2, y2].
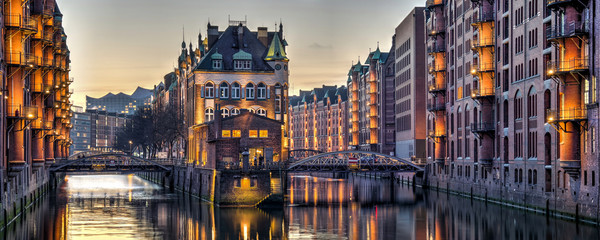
[57, 0, 424, 107]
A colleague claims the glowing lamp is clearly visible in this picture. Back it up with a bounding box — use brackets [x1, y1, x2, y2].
[547, 69, 554, 75]
[471, 68, 477, 74]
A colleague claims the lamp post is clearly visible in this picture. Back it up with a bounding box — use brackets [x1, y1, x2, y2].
[129, 140, 133, 155]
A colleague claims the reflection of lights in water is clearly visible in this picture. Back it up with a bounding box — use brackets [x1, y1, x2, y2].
[64, 174, 160, 198]
[243, 223, 248, 240]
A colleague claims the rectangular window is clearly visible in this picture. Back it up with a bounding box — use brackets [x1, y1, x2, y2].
[249, 130, 258, 138]
[233, 130, 241, 138]
[259, 130, 268, 138]
[222, 130, 231, 138]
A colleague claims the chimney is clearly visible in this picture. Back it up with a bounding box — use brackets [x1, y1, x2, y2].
[237, 23, 244, 49]
[257, 27, 268, 47]
[207, 24, 219, 49]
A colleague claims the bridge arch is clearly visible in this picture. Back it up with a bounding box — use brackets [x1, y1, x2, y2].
[51, 153, 172, 173]
[287, 150, 424, 173]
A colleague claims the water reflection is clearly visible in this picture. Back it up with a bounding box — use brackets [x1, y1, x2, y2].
[1, 174, 598, 239]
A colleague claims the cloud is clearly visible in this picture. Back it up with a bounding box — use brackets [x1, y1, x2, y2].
[308, 43, 333, 49]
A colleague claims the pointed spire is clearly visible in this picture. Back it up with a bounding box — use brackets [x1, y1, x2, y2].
[181, 26, 186, 49]
[264, 32, 288, 61]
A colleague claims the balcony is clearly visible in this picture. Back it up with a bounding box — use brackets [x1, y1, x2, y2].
[31, 119, 44, 130]
[427, 130, 446, 139]
[426, 0, 444, 9]
[470, 122, 495, 133]
[6, 105, 38, 120]
[547, 0, 589, 9]
[546, 58, 589, 75]
[471, 38, 495, 49]
[427, 44, 446, 54]
[31, 82, 43, 93]
[6, 53, 39, 68]
[428, 82, 446, 93]
[428, 25, 446, 36]
[546, 108, 587, 123]
[547, 21, 589, 40]
[4, 15, 37, 33]
[471, 62, 495, 73]
[470, 88, 495, 99]
[32, 2, 54, 18]
[472, 10, 495, 24]
[44, 121, 54, 130]
[428, 63, 446, 73]
[427, 102, 446, 111]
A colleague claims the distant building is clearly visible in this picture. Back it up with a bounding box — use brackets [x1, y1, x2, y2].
[348, 46, 396, 155]
[86, 87, 153, 115]
[394, 7, 427, 159]
[289, 85, 349, 152]
[69, 107, 91, 154]
[87, 110, 129, 152]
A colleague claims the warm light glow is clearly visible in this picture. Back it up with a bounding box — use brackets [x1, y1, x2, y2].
[548, 69, 554, 75]
[471, 68, 476, 74]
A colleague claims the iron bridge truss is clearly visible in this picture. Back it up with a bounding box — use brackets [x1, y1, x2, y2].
[49, 153, 172, 173]
[287, 151, 424, 173]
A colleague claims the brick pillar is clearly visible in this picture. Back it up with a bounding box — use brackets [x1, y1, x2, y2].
[45, 136, 54, 163]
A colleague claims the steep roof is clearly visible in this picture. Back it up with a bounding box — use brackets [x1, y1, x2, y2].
[195, 26, 275, 72]
[264, 33, 288, 61]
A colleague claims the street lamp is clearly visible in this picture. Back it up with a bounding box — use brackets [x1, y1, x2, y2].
[129, 140, 133, 154]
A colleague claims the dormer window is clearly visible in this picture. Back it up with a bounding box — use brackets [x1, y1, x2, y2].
[212, 60, 222, 69]
[234, 60, 251, 70]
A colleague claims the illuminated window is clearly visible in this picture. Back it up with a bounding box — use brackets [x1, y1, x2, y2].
[205, 108, 214, 122]
[249, 130, 258, 138]
[222, 130, 231, 138]
[220, 82, 229, 98]
[233, 130, 241, 138]
[221, 108, 229, 118]
[259, 130, 268, 138]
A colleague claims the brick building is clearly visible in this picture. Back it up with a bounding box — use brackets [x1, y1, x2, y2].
[348, 46, 396, 154]
[288, 85, 349, 152]
[394, 7, 427, 159]
[424, 0, 600, 219]
[162, 20, 290, 168]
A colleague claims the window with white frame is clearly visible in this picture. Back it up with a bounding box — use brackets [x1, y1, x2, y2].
[249, 108, 256, 114]
[220, 82, 229, 98]
[205, 82, 214, 98]
[246, 83, 255, 99]
[257, 108, 267, 116]
[234, 60, 251, 70]
[221, 108, 229, 118]
[231, 82, 240, 99]
[231, 108, 240, 116]
[257, 83, 266, 99]
[212, 60, 222, 69]
[275, 95, 281, 113]
[205, 108, 214, 122]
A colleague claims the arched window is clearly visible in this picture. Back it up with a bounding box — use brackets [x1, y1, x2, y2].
[231, 108, 240, 116]
[231, 82, 240, 99]
[275, 95, 281, 113]
[221, 108, 229, 118]
[257, 108, 267, 116]
[220, 82, 229, 99]
[533, 169, 537, 185]
[246, 83, 255, 99]
[205, 108, 214, 122]
[528, 86, 537, 118]
[205, 82, 214, 98]
[249, 108, 256, 114]
[257, 83, 267, 99]
[514, 90, 523, 119]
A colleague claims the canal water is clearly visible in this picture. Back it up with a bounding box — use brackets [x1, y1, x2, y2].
[1, 174, 598, 239]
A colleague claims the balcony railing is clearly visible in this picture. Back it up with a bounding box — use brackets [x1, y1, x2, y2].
[31, 82, 43, 93]
[427, 44, 446, 54]
[44, 121, 54, 130]
[4, 15, 37, 32]
[427, 130, 446, 138]
[428, 25, 446, 36]
[31, 119, 43, 129]
[472, 10, 495, 24]
[6, 105, 38, 119]
[6, 53, 39, 67]
[427, 102, 446, 111]
[546, 108, 587, 122]
[428, 82, 446, 93]
[547, 21, 589, 40]
[472, 62, 495, 73]
[471, 88, 495, 98]
[546, 58, 589, 75]
[428, 63, 446, 73]
[471, 38, 495, 49]
[548, 0, 586, 8]
[470, 122, 495, 133]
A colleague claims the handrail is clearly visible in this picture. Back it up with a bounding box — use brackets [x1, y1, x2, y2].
[471, 87, 495, 98]
[547, 58, 589, 74]
[546, 108, 587, 122]
[546, 21, 589, 39]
